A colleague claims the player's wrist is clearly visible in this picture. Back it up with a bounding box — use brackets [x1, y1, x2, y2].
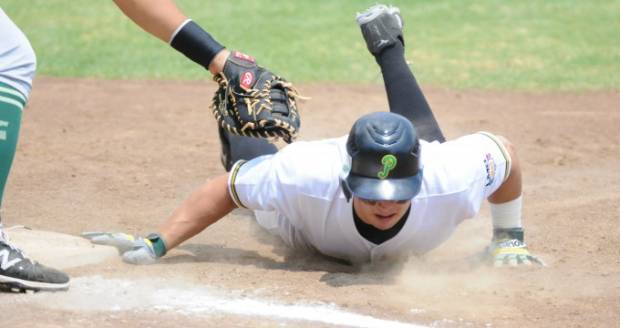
[170, 19, 225, 71]
[492, 227, 524, 243]
[145, 232, 168, 258]
[490, 195, 523, 229]
[207, 49, 230, 75]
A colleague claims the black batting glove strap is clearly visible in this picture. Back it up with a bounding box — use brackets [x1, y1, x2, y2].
[170, 20, 225, 70]
[493, 227, 524, 242]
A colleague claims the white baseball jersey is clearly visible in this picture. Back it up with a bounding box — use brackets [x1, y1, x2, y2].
[229, 132, 510, 263]
[0, 7, 36, 98]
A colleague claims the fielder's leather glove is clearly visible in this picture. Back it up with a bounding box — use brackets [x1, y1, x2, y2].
[81, 232, 167, 265]
[211, 51, 303, 143]
[486, 228, 545, 267]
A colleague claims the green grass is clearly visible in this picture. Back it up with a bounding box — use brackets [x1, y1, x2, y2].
[2, 0, 619, 90]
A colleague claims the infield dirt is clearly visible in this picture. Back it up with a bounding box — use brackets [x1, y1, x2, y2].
[0, 77, 618, 327]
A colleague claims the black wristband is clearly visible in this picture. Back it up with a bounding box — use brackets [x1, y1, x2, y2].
[170, 20, 225, 70]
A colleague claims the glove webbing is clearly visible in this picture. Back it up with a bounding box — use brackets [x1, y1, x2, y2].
[211, 74, 302, 143]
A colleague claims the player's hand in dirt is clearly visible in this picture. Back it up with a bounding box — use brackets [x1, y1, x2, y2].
[487, 239, 545, 267]
[81, 232, 166, 265]
[486, 228, 545, 267]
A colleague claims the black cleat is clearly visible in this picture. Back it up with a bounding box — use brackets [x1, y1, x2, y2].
[0, 235, 70, 292]
[356, 4, 404, 55]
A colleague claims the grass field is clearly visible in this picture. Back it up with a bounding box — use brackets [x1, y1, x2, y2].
[2, 0, 619, 90]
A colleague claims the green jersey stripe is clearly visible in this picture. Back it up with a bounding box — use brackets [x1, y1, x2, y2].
[0, 95, 24, 111]
[0, 84, 27, 106]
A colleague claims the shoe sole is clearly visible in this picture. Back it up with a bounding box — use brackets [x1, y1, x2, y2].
[356, 5, 401, 26]
[0, 274, 70, 292]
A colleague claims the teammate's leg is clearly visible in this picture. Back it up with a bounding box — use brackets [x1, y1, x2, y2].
[357, 5, 445, 142]
[0, 9, 71, 292]
[0, 88, 23, 211]
[0, 85, 71, 293]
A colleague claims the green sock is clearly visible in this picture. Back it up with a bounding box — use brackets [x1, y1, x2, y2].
[0, 82, 26, 209]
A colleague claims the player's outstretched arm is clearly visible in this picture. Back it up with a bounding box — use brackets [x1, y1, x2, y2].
[83, 173, 236, 264]
[112, 0, 228, 74]
[158, 173, 236, 250]
[112, 0, 185, 43]
[113, 0, 302, 143]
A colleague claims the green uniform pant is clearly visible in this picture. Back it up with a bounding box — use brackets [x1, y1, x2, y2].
[0, 82, 25, 210]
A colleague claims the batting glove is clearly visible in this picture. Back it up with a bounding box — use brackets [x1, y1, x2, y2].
[81, 232, 167, 265]
[486, 228, 545, 267]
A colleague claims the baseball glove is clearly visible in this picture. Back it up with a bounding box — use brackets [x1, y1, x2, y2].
[211, 51, 303, 143]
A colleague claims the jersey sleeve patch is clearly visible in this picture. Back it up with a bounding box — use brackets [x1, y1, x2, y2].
[483, 153, 496, 186]
[477, 131, 511, 182]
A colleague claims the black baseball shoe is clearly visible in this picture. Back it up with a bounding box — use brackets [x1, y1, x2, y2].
[356, 4, 404, 55]
[0, 233, 70, 292]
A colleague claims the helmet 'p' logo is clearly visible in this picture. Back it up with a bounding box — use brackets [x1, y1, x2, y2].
[377, 154, 397, 179]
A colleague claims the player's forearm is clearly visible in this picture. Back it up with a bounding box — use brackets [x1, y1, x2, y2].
[113, 0, 228, 75]
[113, 0, 186, 42]
[157, 173, 236, 250]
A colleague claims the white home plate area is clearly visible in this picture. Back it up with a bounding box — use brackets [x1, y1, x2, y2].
[5, 228, 427, 328]
[24, 276, 426, 328]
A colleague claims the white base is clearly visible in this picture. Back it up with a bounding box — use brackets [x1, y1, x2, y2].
[3, 226, 118, 270]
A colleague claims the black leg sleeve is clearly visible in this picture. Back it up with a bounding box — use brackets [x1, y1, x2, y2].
[376, 43, 445, 142]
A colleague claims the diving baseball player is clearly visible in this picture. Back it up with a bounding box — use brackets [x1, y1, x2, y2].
[0, 7, 71, 292]
[85, 4, 544, 267]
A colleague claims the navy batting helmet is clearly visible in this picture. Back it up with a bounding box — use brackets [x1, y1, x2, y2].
[341, 112, 422, 201]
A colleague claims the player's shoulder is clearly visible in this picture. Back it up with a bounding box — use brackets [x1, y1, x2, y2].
[418, 133, 496, 195]
[277, 135, 348, 163]
[420, 133, 491, 161]
[272, 136, 348, 190]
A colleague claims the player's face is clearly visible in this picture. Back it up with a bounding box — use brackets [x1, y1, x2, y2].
[353, 197, 412, 230]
